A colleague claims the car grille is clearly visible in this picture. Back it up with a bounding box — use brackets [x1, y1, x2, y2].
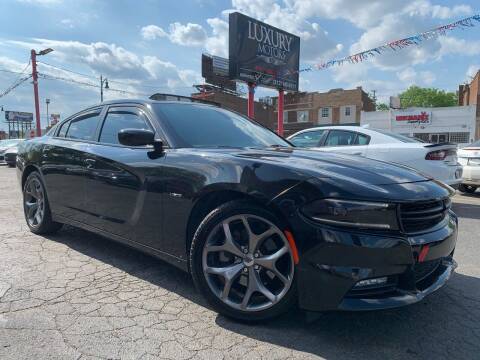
[413, 259, 442, 282]
[4, 153, 16, 162]
[400, 199, 450, 233]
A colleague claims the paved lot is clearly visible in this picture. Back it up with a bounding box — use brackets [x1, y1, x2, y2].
[0, 166, 479, 360]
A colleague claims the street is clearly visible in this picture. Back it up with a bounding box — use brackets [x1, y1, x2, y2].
[0, 165, 479, 360]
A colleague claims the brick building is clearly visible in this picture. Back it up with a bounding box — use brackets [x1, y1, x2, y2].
[459, 69, 480, 138]
[271, 87, 376, 136]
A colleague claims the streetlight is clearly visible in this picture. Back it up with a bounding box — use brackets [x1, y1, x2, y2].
[31, 47, 54, 136]
[100, 75, 109, 102]
[46, 98, 50, 127]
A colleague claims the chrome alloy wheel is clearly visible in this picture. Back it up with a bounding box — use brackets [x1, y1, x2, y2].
[24, 177, 45, 228]
[202, 214, 294, 312]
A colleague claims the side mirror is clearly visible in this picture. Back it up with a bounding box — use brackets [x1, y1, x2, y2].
[118, 129, 164, 153]
[118, 129, 152, 146]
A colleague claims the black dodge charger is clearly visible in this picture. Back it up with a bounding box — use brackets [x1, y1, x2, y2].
[16, 99, 457, 321]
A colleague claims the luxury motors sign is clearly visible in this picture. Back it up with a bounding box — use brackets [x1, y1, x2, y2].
[229, 12, 300, 91]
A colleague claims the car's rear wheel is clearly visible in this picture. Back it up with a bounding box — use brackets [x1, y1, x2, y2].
[459, 184, 477, 194]
[190, 200, 296, 321]
[23, 172, 63, 234]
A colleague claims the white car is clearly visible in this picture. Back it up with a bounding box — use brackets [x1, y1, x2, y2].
[287, 126, 462, 188]
[0, 139, 23, 165]
[458, 140, 480, 193]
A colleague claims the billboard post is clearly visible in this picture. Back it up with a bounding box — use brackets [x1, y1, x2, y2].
[248, 83, 255, 119]
[277, 89, 284, 136]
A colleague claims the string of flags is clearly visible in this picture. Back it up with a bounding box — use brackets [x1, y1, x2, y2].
[299, 14, 480, 73]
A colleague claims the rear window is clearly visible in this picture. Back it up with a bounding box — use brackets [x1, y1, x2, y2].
[65, 112, 101, 141]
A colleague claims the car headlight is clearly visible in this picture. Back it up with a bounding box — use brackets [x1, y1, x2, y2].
[301, 199, 399, 230]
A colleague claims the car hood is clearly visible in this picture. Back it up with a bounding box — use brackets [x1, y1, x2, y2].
[230, 147, 430, 186]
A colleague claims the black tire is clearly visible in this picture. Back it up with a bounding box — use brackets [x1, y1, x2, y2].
[459, 184, 477, 194]
[7, 163, 15, 168]
[189, 200, 297, 322]
[23, 171, 63, 234]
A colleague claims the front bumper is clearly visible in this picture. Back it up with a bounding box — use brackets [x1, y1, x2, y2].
[461, 165, 480, 186]
[293, 211, 458, 312]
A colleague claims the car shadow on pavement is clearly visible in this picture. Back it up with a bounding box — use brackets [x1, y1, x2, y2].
[452, 201, 480, 220]
[45, 225, 480, 359]
[216, 272, 480, 359]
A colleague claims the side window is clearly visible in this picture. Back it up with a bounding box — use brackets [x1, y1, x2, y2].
[99, 107, 151, 145]
[354, 133, 370, 145]
[57, 120, 71, 137]
[65, 111, 102, 141]
[290, 130, 324, 147]
[324, 130, 356, 146]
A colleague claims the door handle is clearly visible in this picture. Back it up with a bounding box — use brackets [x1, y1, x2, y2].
[85, 158, 96, 168]
[352, 152, 362, 155]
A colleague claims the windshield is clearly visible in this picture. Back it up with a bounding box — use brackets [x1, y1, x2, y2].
[373, 129, 423, 143]
[154, 103, 291, 149]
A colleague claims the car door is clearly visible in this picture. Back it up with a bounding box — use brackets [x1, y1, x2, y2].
[83, 105, 164, 250]
[288, 129, 326, 148]
[320, 129, 370, 156]
[41, 108, 103, 223]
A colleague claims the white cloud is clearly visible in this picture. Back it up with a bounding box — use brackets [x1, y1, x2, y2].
[404, 1, 472, 19]
[438, 37, 480, 57]
[466, 64, 479, 80]
[204, 18, 229, 57]
[168, 22, 207, 46]
[397, 67, 436, 86]
[141, 25, 168, 40]
[7, 38, 199, 92]
[60, 19, 74, 29]
[15, 0, 62, 5]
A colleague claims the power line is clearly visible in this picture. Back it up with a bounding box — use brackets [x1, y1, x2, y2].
[0, 75, 32, 99]
[37, 60, 194, 90]
[0, 60, 31, 99]
[38, 72, 151, 97]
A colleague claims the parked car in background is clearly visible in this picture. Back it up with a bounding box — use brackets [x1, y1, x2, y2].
[0, 139, 24, 165]
[17, 100, 457, 321]
[4, 146, 19, 167]
[288, 126, 462, 188]
[458, 140, 480, 193]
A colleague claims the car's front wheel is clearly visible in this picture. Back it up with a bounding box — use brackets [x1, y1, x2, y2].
[190, 200, 297, 321]
[459, 184, 477, 194]
[23, 172, 63, 234]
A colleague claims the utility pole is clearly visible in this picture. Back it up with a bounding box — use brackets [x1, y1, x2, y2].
[46, 98, 50, 127]
[100, 75, 109, 102]
[31, 50, 41, 137]
[30, 47, 53, 137]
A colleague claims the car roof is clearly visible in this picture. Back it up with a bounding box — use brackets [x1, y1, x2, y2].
[287, 125, 377, 137]
[87, 98, 218, 108]
[63, 98, 218, 122]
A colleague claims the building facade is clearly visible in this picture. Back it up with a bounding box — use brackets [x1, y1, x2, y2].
[272, 87, 375, 136]
[458, 69, 480, 138]
[360, 106, 477, 146]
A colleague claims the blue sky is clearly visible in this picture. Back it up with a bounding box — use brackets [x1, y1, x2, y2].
[0, 0, 479, 131]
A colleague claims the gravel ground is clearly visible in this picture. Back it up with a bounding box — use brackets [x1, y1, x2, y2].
[0, 165, 479, 360]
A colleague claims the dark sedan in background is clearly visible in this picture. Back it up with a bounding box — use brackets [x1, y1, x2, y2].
[16, 99, 457, 321]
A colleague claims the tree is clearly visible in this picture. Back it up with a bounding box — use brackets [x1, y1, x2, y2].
[399, 86, 457, 108]
[376, 103, 390, 111]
